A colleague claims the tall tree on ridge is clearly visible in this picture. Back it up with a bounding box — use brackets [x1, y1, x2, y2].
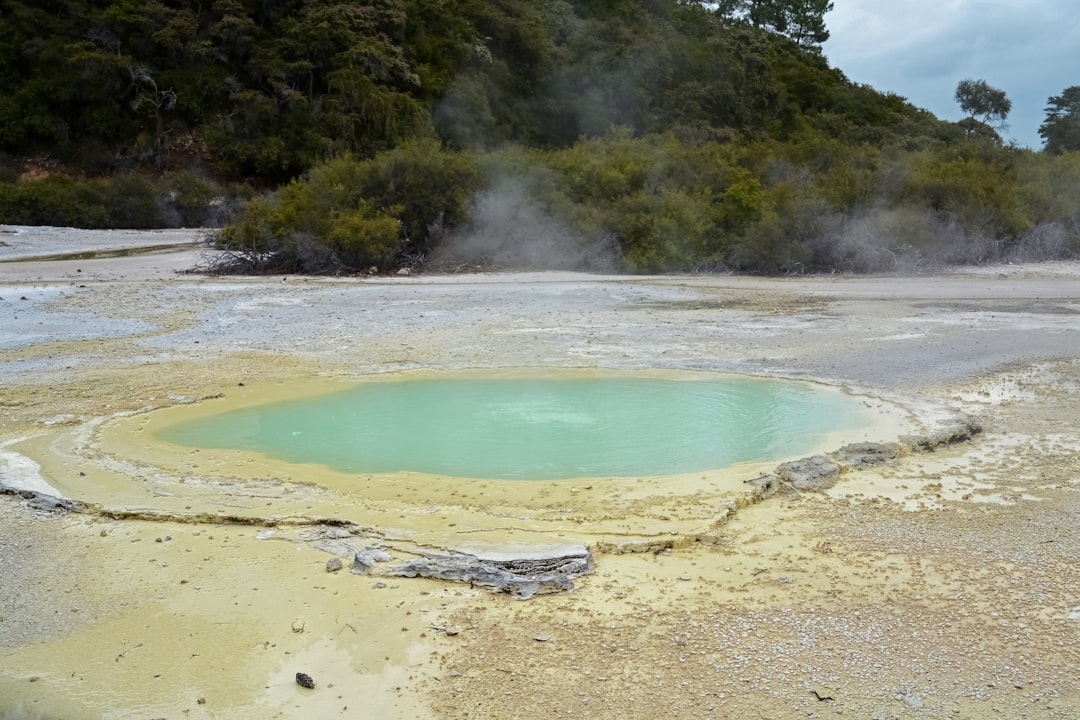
[714, 0, 833, 49]
[1039, 86, 1080, 154]
[954, 78, 1012, 138]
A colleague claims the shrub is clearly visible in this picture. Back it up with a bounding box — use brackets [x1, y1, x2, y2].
[526, 131, 768, 272]
[216, 143, 479, 271]
[1006, 220, 1080, 262]
[1015, 151, 1080, 227]
[726, 184, 836, 274]
[351, 140, 481, 257]
[905, 144, 1031, 238]
[613, 190, 716, 273]
[157, 171, 227, 227]
[325, 211, 402, 269]
[96, 174, 159, 228]
[0, 176, 110, 227]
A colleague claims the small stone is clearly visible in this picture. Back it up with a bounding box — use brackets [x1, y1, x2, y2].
[904, 694, 924, 709]
[197, 697, 206, 705]
[325, 557, 343, 573]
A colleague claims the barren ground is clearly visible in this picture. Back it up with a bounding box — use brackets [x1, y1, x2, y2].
[0, 226, 1077, 719]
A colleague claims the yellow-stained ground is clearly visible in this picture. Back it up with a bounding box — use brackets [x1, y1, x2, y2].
[1, 235, 1078, 719]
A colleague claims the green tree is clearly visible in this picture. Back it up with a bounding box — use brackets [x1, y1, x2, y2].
[715, 0, 833, 48]
[716, 0, 787, 30]
[784, 0, 833, 48]
[1039, 86, 1080, 154]
[954, 78, 1011, 136]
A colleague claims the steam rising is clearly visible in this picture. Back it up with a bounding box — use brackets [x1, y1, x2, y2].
[430, 178, 619, 272]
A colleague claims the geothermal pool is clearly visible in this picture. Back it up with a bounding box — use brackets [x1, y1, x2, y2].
[157, 375, 871, 480]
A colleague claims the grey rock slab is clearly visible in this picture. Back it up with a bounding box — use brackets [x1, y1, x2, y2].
[386, 544, 593, 599]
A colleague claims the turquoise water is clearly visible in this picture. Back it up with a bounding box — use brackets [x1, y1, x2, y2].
[158, 376, 868, 480]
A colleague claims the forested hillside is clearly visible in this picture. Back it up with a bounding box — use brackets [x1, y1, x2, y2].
[2, 0, 1078, 273]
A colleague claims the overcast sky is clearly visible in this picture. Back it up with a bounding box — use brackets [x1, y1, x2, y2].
[822, 0, 1080, 149]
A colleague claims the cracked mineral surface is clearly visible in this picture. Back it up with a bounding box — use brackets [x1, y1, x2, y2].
[1, 227, 1078, 719]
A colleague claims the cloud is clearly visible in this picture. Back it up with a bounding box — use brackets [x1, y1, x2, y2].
[824, 0, 1080, 148]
